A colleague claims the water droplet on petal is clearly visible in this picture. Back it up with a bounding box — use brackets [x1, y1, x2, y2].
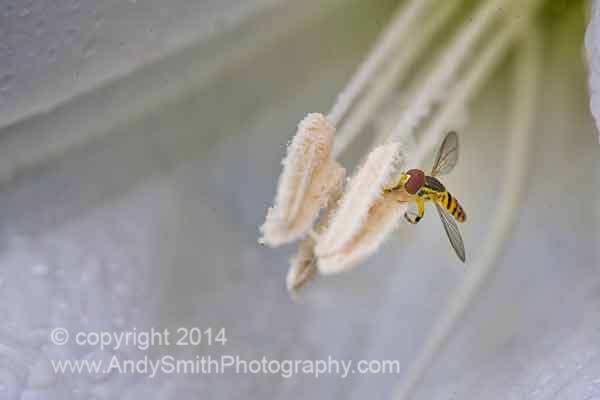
[31, 264, 48, 276]
[0, 367, 20, 398]
[48, 47, 57, 61]
[83, 39, 96, 58]
[0, 73, 13, 91]
[115, 282, 129, 296]
[66, 27, 79, 42]
[27, 358, 56, 389]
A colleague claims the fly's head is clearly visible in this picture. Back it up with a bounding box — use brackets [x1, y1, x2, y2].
[403, 169, 425, 195]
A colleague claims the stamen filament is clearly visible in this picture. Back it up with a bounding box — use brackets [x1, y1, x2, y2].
[326, 0, 435, 128]
[386, 0, 511, 144]
[332, 0, 461, 158]
[411, 0, 541, 167]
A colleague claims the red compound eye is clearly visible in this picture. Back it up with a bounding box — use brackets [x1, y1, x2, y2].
[404, 169, 425, 194]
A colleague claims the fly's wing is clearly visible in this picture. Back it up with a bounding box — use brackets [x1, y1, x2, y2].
[431, 131, 459, 177]
[435, 202, 466, 262]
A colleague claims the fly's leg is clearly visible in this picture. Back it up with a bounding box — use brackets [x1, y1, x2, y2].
[404, 195, 425, 224]
[384, 173, 409, 192]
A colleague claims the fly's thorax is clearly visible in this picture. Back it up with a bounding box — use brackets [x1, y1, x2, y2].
[424, 175, 446, 192]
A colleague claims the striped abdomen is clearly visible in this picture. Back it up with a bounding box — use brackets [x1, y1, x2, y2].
[438, 191, 466, 223]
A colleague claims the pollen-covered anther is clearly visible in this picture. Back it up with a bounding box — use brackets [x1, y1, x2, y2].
[315, 143, 410, 275]
[259, 113, 346, 247]
[286, 238, 318, 299]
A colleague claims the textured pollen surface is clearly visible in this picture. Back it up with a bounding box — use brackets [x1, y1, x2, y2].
[260, 113, 345, 246]
[315, 143, 409, 274]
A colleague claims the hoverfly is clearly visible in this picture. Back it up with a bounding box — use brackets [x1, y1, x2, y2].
[385, 131, 466, 262]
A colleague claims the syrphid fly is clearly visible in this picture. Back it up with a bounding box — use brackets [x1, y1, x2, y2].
[385, 131, 466, 262]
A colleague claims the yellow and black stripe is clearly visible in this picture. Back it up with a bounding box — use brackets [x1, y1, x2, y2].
[438, 191, 466, 223]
